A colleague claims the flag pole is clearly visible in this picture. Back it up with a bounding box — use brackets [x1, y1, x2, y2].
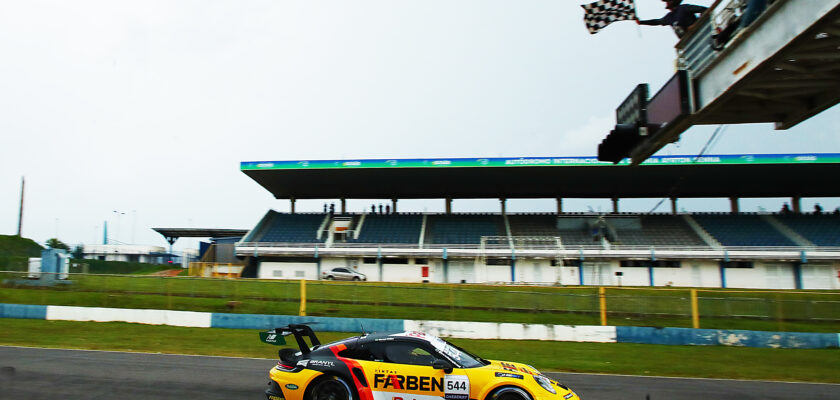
[632, 0, 643, 38]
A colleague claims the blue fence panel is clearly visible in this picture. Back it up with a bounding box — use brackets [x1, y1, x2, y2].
[211, 312, 404, 332]
[0, 303, 47, 320]
[616, 326, 840, 349]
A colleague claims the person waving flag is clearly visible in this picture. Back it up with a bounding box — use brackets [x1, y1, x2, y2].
[581, 0, 638, 34]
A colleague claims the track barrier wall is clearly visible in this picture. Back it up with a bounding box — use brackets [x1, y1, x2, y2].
[3, 272, 839, 333]
[2, 303, 837, 349]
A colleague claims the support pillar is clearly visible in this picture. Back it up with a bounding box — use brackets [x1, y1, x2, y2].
[648, 264, 655, 287]
[793, 263, 803, 290]
[445, 198, 452, 215]
[556, 198, 563, 214]
[578, 260, 584, 285]
[729, 197, 740, 214]
[290, 197, 296, 214]
[510, 251, 516, 282]
[442, 248, 449, 283]
[340, 198, 346, 214]
[377, 247, 383, 281]
[392, 198, 398, 213]
[670, 197, 678, 214]
[500, 198, 507, 215]
[792, 196, 801, 213]
[166, 236, 177, 262]
[612, 197, 619, 213]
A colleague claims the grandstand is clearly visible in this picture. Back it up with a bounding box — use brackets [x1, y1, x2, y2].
[236, 154, 840, 290]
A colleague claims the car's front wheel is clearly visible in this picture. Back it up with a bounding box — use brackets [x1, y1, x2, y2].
[310, 377, 353, 400]
[352, 276, 360, 281]
[488, 387, 532, 400]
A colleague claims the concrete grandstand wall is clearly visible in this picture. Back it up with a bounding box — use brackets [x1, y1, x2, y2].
[2, 303, 837, 349]
[255, 257, 840, 290]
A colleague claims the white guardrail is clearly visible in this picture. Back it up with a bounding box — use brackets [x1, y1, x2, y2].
[235, 241, 840, 260]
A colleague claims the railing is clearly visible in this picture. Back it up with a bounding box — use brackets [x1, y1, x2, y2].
[678, 0, 788, 80]
[677, 5, 719, 78]
[2, 271, 838, 332]
[237, 241, 840, 253]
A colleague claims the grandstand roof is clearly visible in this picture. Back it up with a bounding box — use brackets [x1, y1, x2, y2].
[241, 153, 840, 199]
[152, 228, 249, 240]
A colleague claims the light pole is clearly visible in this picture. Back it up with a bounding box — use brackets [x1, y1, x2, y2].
[131, 210, 137, 244]
[112, 210, 125, 244]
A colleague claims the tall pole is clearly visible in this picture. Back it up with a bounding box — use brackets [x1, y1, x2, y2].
[17, 177, 24, 236]
[132, 210, 137, 244]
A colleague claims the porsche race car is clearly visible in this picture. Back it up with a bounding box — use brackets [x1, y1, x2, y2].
[260, 325, 580, 400]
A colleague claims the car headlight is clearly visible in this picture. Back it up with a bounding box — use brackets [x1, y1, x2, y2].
[533, 374, 556, 394]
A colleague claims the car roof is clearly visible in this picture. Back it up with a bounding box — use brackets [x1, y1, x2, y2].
[351, 331, 442, 345]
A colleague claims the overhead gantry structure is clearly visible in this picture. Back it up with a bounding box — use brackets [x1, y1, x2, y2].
[599, 0, 840, 165]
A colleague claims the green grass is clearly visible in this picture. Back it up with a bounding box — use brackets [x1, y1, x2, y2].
[0, 234, 43, 258]
[0, 319, 837, 383]
[2, 273, 838, 332]
[72, 259, 177, 275]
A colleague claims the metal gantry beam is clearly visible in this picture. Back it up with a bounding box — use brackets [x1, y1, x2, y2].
[629, 0, 840, 165]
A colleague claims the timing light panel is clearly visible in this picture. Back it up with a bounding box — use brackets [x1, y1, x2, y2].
[615, 83, 649, 127]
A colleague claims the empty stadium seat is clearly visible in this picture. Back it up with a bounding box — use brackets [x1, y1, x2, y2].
[692, 214, 795, 246]
[251, 211, 327, 243]
[507, 214, 597, 246]
[352, 214, 423, 244]
[609, 215, 707, 246]
[775, 214, 840, 246]
[425, 214, 505, 244]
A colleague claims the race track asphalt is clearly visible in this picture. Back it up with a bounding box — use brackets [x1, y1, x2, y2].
[0, 346, 838, 400]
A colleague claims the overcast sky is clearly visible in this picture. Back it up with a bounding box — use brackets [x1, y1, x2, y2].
[2, 0, 838, 251]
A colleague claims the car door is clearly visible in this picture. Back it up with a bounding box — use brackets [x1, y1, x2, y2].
[352, 340, 468, 400]
[335, 268, 351, 280]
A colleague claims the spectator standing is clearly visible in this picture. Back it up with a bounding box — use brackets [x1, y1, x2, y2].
[740, 0, 767, 28]
[637, 0, 708, 38]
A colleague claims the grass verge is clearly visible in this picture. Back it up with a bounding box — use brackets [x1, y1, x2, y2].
[0, 319, 837, 383]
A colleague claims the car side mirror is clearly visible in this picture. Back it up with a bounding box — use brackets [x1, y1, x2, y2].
[432, 359, 454, 373]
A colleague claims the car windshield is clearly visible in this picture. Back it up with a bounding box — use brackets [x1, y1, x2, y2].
[441, 339, 489, 368]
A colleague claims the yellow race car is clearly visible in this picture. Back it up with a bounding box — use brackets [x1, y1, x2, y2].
[260, 325, 580, 400]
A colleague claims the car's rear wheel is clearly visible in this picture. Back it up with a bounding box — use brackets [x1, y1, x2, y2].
[488, 387, 531, 400]
[325, 275, 334, 280]
[310, 377, 353, 400]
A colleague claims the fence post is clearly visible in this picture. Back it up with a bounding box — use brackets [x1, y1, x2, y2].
[691, 288, 699, 329]
[599, 286, 607, 326]
[299, 279, 307, 316]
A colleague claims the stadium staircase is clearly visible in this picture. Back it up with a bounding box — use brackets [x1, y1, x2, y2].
[605, 215, 707, 247]
[774, 213, 840, 246]
[682, 214, 723, 248]
[762, 215, 814, 247]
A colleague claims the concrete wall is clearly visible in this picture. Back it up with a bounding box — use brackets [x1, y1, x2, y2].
[258, 261, 318, 280]
[256, 257, 840, 290]
[3, 303, 837, 349]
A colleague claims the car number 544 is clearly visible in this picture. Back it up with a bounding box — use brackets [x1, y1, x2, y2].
[444, 375, 469, 400]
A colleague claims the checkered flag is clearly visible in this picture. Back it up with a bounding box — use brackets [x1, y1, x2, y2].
[581, 0, 637, 34]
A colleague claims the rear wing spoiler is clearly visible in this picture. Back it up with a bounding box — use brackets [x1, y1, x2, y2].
[259, 324, 321, 354]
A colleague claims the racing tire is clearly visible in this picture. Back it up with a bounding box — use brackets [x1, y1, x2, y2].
[310, 376, 354, 400]
[352, 277, 360, 281]
[487, 387, 532, 400]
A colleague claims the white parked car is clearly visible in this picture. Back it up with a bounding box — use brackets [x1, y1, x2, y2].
[321, 267, 366, 281]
